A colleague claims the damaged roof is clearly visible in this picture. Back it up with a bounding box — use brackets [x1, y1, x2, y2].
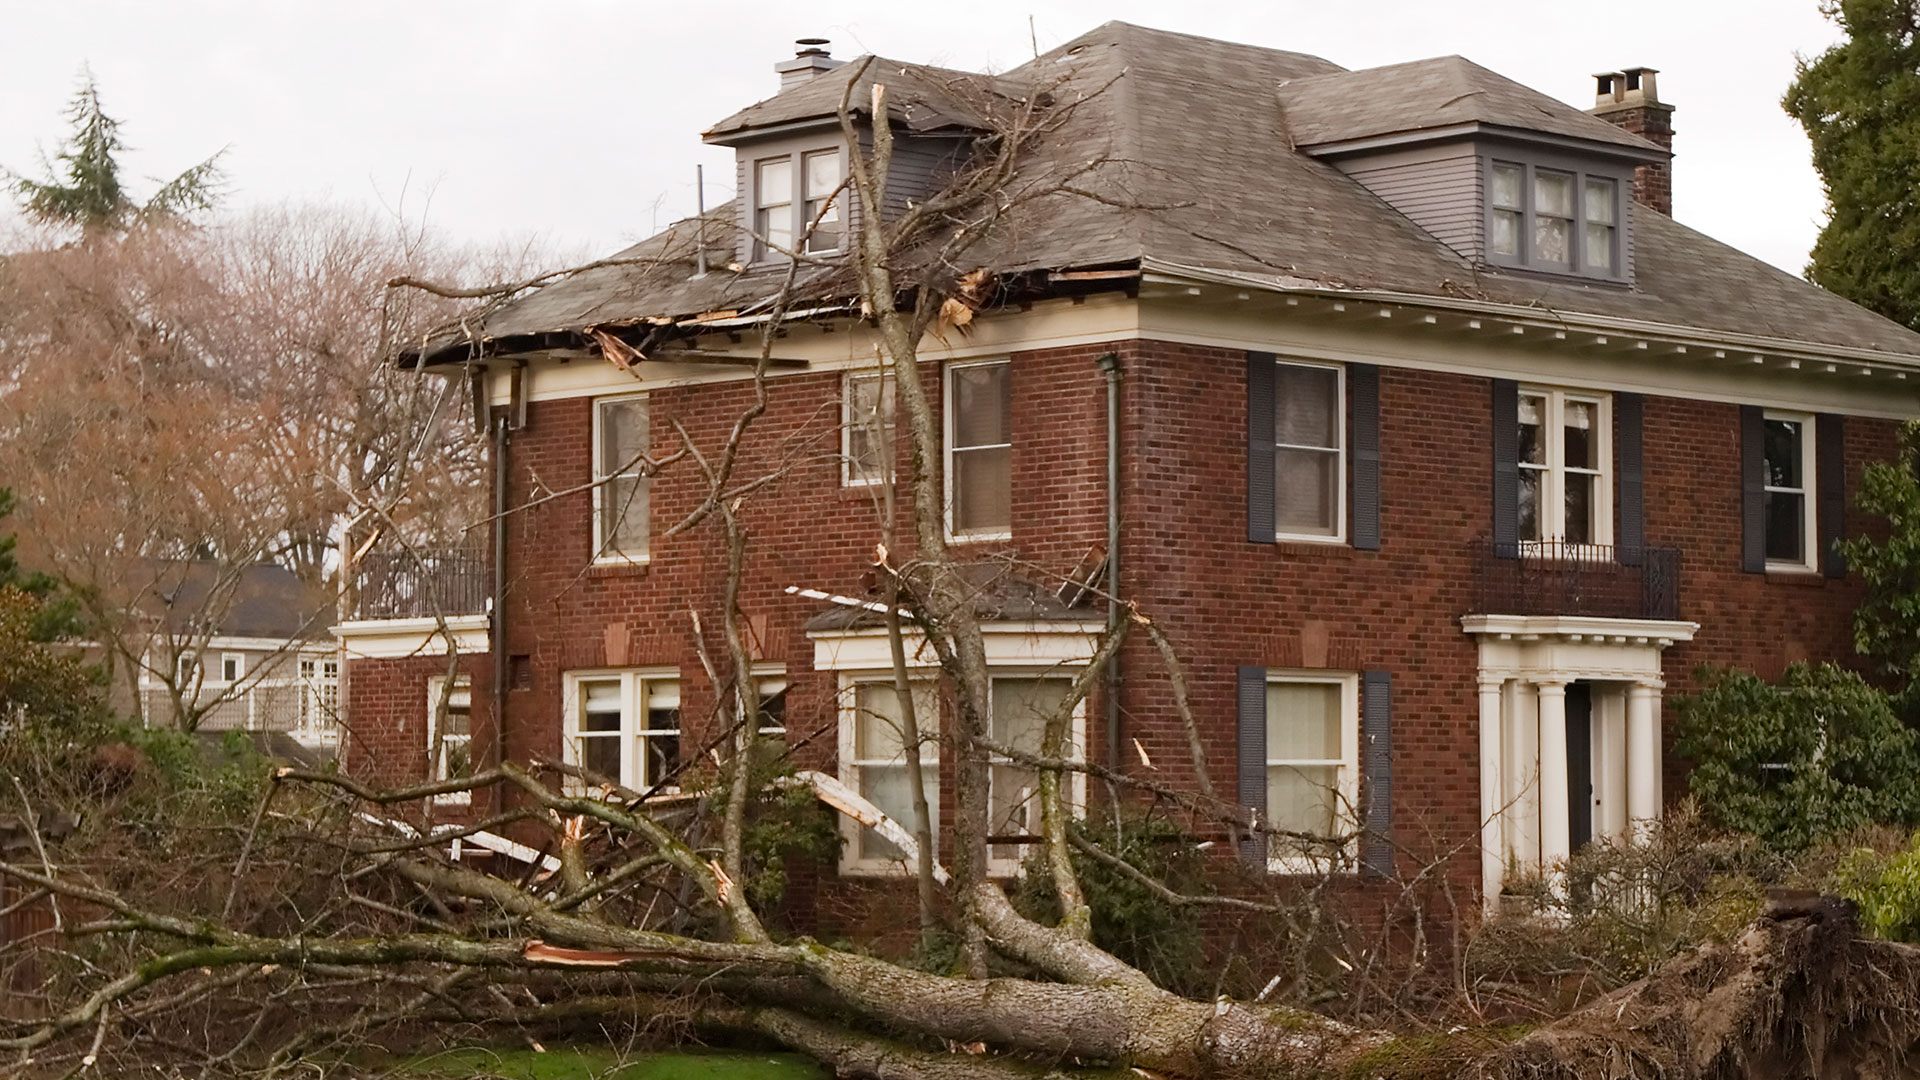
[804, 562, 1102, 634]
[418, 20, 1920, 366]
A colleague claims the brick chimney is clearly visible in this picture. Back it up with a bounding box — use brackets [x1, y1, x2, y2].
[1590, 67, 1674, 215]
[775, 38, 842, 92]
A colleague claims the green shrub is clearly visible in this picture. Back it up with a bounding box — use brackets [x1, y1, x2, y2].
[1834, 832, 1920, 942]
[1673, 663, 1920, 851]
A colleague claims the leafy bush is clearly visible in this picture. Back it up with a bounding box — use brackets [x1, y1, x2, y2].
[1840, 422, 1920, 697]
[1014, 811, 1208, 994]
[1834, 832, 1920, 942]
[1673, 663, 1920, 851]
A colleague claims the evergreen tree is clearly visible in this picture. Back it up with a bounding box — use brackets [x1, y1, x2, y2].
[6, 67, 225, 233]
[0, 489, 82, 642]
[1784, 0, 1920, 330]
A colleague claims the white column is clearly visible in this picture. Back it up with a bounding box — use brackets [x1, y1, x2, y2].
[1478, 677, 1506, 913]
[1502, 680, 1539, 867]
[1536, 679, 1572, 890]
[1594, 685, 1628, 842]
[1627, 681, 1661, 834]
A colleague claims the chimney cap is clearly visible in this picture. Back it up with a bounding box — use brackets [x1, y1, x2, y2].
[1593, 67, 1662, 110]
[795, 37, 831, 54]
[775, 38, 844, 90]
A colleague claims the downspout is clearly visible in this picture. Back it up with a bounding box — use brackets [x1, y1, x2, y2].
[490, 412, 508, 797]
[1095, 352, 1122, 774]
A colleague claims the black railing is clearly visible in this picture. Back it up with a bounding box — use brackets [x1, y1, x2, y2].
[350, 543, 489, 621]
[1472, 540, 1681, 622]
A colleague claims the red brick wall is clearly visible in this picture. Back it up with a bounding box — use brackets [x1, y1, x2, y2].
[345, 335, 1900, 916]
[342, 652, 492, 792]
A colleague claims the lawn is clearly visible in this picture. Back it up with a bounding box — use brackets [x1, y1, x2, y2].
[393, 1045, 827, 1080]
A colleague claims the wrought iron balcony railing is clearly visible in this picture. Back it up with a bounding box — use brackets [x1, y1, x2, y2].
[1471, 540, 1682, 622]
[349, 543, 489, 622]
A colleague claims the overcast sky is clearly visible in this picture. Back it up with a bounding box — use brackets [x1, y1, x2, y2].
[0, 1, 1840, 274]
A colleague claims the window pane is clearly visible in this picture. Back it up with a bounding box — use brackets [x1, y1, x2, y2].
[1535, 171, 1573, 218]
[990, 762, 1039, 862]
[1518, 469, 1543, 541]
[1764, 419, 1803, 488]
[757, 205, 792, 257]
[1583, 223, 1616, 274]
[805, 201, 841, 252]
[1583, 177, 1616, 225]
[1267, 764, 1339, 838]
[1564, 472, 1596, 545]
[756, 158, 791, 208]
[858, 765, 913, 861]
[804, 151, 840, 199]
[953, 447, 1012, 534]
[598, 398, 648, 476]
[1534, 216, 1570, 265]
[1563, 399, 1597, 469]
[951, 364, 1010, 448]
[440, 738, 472, 782]
[992, 678, 1070, 755]
[1491, 209, 1521, 257]
[602, 474, 650, 557]
[641, 732, 678, 787]
[580, 735, 621, 780]
[855, 683, 937, 761]
[1266, 682, 1341, 760]
[1274, 363, 1338, 449]
[1275, 448, 1338, 535]
[1518, 395, 1546, 465]
[1491, 162, 1523, 209]
[846, 375, 893, 483]
[583, 680, 622, 717]
[1766, 491, 1806, 563]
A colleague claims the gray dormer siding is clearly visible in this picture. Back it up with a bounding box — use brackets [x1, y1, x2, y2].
[733, 127, 971, 266]
[1335, 145, 1484, 264]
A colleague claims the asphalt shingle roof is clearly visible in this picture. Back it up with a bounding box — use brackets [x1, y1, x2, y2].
[423, 20, 1920, 365]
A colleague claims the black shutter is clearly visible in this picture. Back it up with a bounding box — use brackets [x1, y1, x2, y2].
[1236, 667, 1268, 864]
[1740, 405, 1767, 574]
[1350, 363, 1382, 551]
[1491, 379, 1519, 557]
[1616, 392, 1645, 566]
[1818, 413, 1846, 578]
[1247, 352, 1276, 544]
[1361, 670, 1394, 877]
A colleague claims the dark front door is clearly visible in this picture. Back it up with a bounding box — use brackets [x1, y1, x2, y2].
[1566, 682, 1593, 851]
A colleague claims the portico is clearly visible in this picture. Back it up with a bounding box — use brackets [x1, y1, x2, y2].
[1462, 614, 1697, 910]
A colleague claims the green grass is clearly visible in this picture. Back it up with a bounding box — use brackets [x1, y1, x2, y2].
[395, 1045, 827, 1080]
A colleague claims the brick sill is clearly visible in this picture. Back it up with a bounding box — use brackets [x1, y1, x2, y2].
[587, 560, 651, 580]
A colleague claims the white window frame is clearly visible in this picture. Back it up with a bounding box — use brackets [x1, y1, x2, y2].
[801, 148, 843, 255]
[1763, 410, 1819, 573]
[1263, 670, 1361, 876]
[175, 650, 200, 686]
[1271, 358, 1347, 545]
[985, 672, 1087, 878]
[842, 371, 895, 488]
[837, 676, 941, 877]
[427, 675, 474, 806]
[1518, 387, 1613, 553]
[219, 652, 245, 684]
[561, 669, 681, 793]
[591, 392, 651, 567]
[943, 358, 1013, 543]
[298, 656, 339, 733]
[752, 154, 794, 263]
[1486, 158, 1627, 282]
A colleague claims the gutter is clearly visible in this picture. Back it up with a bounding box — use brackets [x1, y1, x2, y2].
[1095, 352, 1122, 774]
[490, 414, 508, 797]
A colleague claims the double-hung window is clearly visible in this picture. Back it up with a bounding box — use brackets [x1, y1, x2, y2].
[1763, 412, 1817, 570]
[1517, 388, 1611, 548]
[986, 676, 1084, 874]
[843, 372, 895, 487]
[802, 150, 842, 253]
[220, 653, 245, 683]
[428, 676, 473, 805]
[1272, 360, 1345, 541]
[945, 359, 1012, 540]
[754, 157, 793, 261]
[1488, 160, 1622, 279]
[564, 671, 681, 792]
[840, 680, 940, 873]
[1264, 674, 1359, 871]
[593, 395, 650, 564]
[297, 657, 339, 732]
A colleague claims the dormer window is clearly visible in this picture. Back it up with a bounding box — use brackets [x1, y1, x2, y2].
[1487, 159, 1623, 280]
[751, 148, 845, 262]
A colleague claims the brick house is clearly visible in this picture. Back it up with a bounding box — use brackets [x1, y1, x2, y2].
[335, 23, 1920, 916]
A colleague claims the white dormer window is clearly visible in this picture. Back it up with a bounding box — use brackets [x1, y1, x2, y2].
[803, 150, 843, 253]
[1487, 159, 1623, 280]
[1518, 388, 1612, 548]
[754, 157, 793, 261]
[753, 148, 844, 262]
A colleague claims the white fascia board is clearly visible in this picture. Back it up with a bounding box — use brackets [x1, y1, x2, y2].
[1460, 614, 1700, 644]
[333, 615, 490, 660]
[810, 620, 1106, 672]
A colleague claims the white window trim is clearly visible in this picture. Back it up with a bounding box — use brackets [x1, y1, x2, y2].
[427, 675, 474, 806]
[985, 671, 1088, 878]
[1264, 670, 1361, 876]
[837, 675, 941, 877]
[1486, 158, 1627, 282]
[841, 371, 893, 488]
[943, 357, 1013, 543]
[1764, 410, 1819, 574]
[1519, 387, 1613, 553]
[591, 392, 651, 567]
[752, 154, 794, 264]
[298, 657, 340, 734]
[561, 668, 681, 793]
[800, 148, 844, 256]
[218, 652, 246, 684]
[1272, 357, 1348, 545]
